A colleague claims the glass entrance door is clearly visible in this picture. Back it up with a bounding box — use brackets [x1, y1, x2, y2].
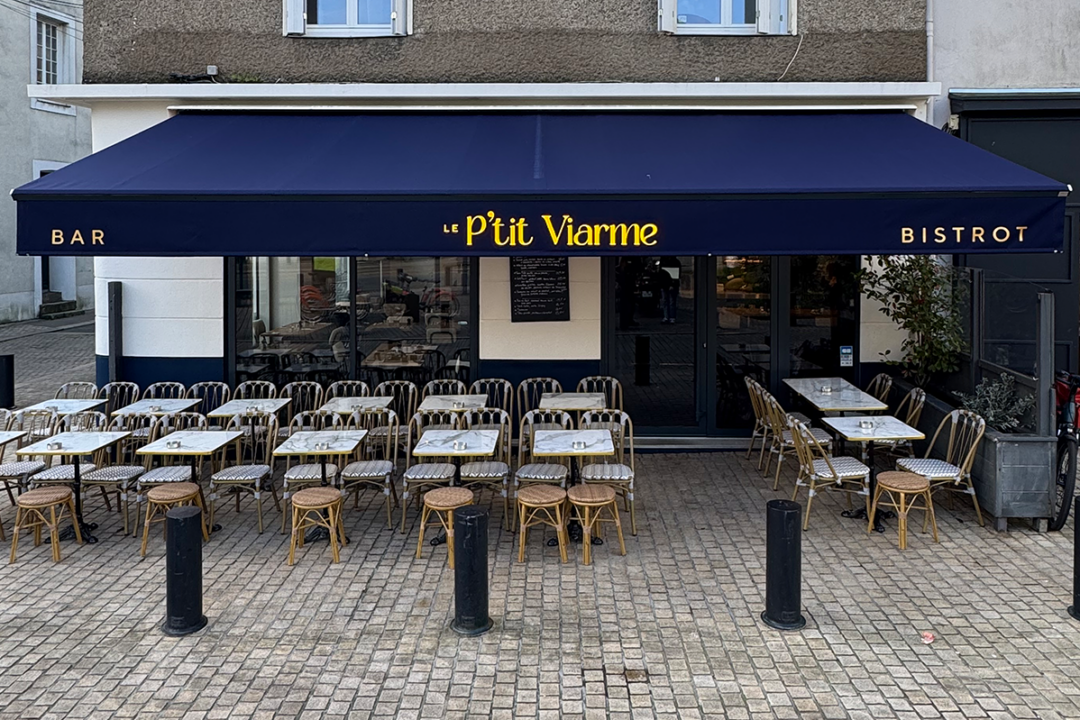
[610, 256, 701, 431]
[715, 257, 771, 430]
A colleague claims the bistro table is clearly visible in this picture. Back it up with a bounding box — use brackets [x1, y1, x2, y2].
[320, 396, 393, 416]
[274, 429, 367, 542]
[22, 399, 106, 416]
[208, 398, 292, 420]
[821, 415, 925, 532]
[412, 428, 499, 545]
[138, 430, 244, 532]
[538, 393, 608, 412]
[112, 399, 200, 417]
[17, 431, 131, 543]
[533, 429, 616, 545]
[783, 378, 888, 414]
[418, 394, 488, 413]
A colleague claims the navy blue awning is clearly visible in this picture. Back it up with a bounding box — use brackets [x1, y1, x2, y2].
[14, 111, 1068, 256]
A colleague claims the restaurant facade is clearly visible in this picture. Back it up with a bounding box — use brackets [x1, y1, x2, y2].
[10, 1, 1069, 442]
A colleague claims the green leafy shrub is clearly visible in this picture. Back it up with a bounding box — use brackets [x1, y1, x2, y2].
[958, 373, 1035, 432]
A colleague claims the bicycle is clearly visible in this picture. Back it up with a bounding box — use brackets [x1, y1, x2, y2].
[1051, 370, 1080, 530]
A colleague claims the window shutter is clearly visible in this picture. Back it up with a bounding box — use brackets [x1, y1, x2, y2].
[658, 0, 676, 33]
[757, 0, 783, 34]
[391, 0, 411, 36]
[283, 0, 305, 36]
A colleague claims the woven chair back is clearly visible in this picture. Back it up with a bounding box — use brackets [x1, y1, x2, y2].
[234, 380, 278, 400]
[327, 380, 370, 399]
[13, 409, 58, 438]
[166, 412, 209, 433]
[897, 387, 926, 428]
[55, 381, 99, 400]
[576, 376, 624, 411]
[744, 377, 767, 428]
[142, 381, 187, 400]
[866, 373, 893, 403]
[404, 410, 458, 465]
[287, 410, 341, 435]
[61, 411, 109, 433]
[281, 381, 324, 414]
[187, 381, 231, 415]
[469, 378, 514, 417]
[517, 377, 563, 418]
[582, 409, 634, 469]
[224, 410, 275, 462]
[347, 408, 398, 461]
[759, 391, 792, 437]
[464, 408, 511, 464]
[0, 408, 11, 431]
[789, 419, 838, 481]
[423, 379, 467, 398]
[99, 382, 141, 416]
[518, 409, 572, 466]
[927, 409, 986, 476]
[374, 380, 419, 421]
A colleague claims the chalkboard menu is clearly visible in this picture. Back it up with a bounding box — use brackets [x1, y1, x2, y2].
[509, 257, 571, 323]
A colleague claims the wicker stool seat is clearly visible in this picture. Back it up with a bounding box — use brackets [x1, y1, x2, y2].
[416, 487, 474, 568]
[288, 487, 346, 565]
[869, 471, 938, 550]
[141, 482, 208, 557]
[10, 487, 79, 563]
[516, 485, 568, 563]
[567, 484, 626, 565]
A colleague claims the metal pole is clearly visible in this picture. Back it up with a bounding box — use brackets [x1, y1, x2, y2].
[0, 354, 13, 409]
[161, 506, 207, 636]
[1036, 292, 1055, 437]
[761, 499, 806, 631]
[451, 505, 492, 635]
[108, 281, 123, 383]
[1070, 496, 1080, 622]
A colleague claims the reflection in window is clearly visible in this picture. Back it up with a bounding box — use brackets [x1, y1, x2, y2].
[716, 257, 770, 429]
[789, 256, 858, 379]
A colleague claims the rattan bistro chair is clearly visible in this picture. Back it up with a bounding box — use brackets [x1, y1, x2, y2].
[234, 380, 278, 400]
[339, 408, 399, 529]
[278, 411, 344, 533]
[327, 380, 370, 399]
[82, 417, 147, 535]
[373, 380, 419, 456]
[187, 381, 231, 417]
[897, 409, 986, 526]
[513, 410, 571, 529]
[211, 416, 279, 533]
[469, 378, 514, 418]
[422, 379, 467, 398]
[281, 381, 324, 416]
[98, 381, 140, 416]
[581, 410, 638, 535]
[517, 377, 562, 422]
[0, 412, 52, 504]
[142, 382, 187, 400]
[399, 410, 460, 533]
[866, 373, 893, 404]
[460, 408, 512, 528]
[761, 393, 833, 490]
[789, 419, 871, 530]
[55, 382, 98, 400]
[873, 387, 927, 460]
[28, 412, 110, 493]
[577, 376, 623, 411]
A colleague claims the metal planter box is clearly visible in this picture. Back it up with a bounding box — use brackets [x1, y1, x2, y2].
[894, 380, 1055, 530]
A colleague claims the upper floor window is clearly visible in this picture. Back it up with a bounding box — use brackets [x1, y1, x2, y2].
[659, 0, 793, 35]
[283, 0, 411, 37]
[29, 7, 77, 114]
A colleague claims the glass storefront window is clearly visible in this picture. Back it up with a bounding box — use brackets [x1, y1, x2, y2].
[234, 257, 471, 389]
[716, 256, 770, 429]
[789, 255, 858, 379]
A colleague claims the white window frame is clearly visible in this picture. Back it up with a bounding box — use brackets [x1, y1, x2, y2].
[283, 0, 411, 38]
[29, 6, 77, 115]
[658, 0, 795, 36]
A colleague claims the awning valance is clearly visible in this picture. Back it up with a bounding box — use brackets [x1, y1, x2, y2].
[14, 111, 1068, 256]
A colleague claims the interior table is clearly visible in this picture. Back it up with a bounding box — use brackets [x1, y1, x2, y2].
[783, 377, 888, 414]
[821, 415, 925, 532]
[17, 431, 131, 543]
[412, 429, 499, 545]
[319, 396, 393, 417]
[112, 398, 200, 417]
[22, 399, 106, 416]
[538, 393, 608, 412]
[418, 395, 488, 413]
[138, 430, 244, 532]
[273, 429, 367, 542]
[208, 398, 292, 419]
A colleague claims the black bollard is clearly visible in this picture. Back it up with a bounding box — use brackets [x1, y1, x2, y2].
[761, 499, 806, 631]
[161, 506, 208, 636]
[451, 505, 493, 636]
[1070, 496, 1080, 622]
[0, 355, 13, 409]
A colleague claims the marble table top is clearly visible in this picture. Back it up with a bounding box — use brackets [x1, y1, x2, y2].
[412, 429, 499, 457]
[138, 430, 244, 456]
[533, 429, 615, 457]
[418, 395, 488, 412]
[22, 399, 106, 416]
[0, 431, 27, 448]
[208, 398, 292, 418]
[822, 416, 924, 442]
[319, 396, 393, 414]
[783, 378, 888, 412]
[273, 430, 367, 457]
[112, 398, 200, 417]
[18, 431, 131, 456]
[538, 393, 608, 411]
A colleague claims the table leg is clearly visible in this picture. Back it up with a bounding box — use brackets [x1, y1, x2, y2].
[304, 457, 347, 543]
[54, 456, 98, 544]
[840, 440, 892, 532]
[430, 458, 462, 548]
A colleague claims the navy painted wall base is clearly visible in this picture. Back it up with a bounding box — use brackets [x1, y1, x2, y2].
[96, 355, 226, 389]
[476, 359, 601, 392]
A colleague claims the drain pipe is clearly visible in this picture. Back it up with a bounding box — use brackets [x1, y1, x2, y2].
[926, 0, 935, 127]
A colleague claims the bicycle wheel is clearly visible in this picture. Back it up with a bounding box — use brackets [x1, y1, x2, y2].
[1050, 435, 1077, 531]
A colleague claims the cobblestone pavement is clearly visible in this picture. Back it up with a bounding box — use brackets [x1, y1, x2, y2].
[0, 449, 1077, 720]
[0, 316, 96, 408]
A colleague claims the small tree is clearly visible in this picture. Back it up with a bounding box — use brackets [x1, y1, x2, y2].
[859, 256, 966, 388]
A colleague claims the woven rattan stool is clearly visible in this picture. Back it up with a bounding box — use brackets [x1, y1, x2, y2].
[10, 487, 80, 563]
[288, 487, 346, 565]
[567, 484, 626, 565]
[869, 471, 939, 550]
[417, 487, 474, 568]
[516, 485, 568, 563]
[141, 482, 209, 557]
